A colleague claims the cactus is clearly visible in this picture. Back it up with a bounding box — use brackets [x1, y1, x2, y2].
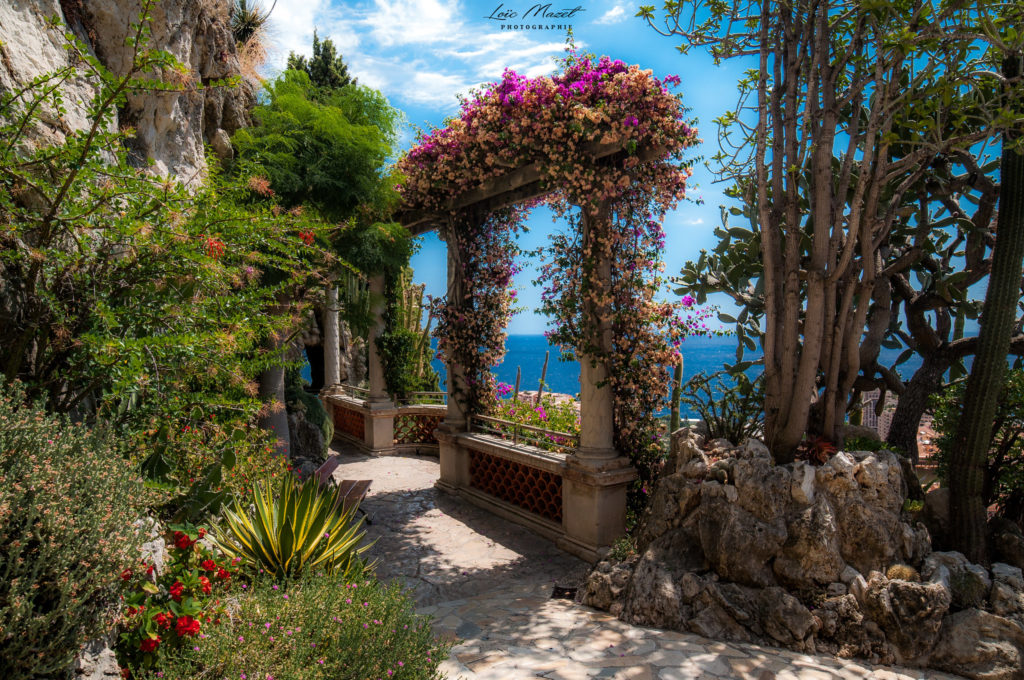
[885, 564, 921, 582]
[950, 54, 1024, 564]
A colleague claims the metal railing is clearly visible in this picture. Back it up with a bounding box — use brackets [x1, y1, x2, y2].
[469, 414, 578, 455]
[396, 391, 447, 406]
[339, 384, 370, 400]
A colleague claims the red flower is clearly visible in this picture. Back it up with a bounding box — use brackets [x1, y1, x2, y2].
[199, 576, 212, 595]
[173, 531, 193, 550]
[201, 559, 217, 572]
[145, 563, 155, 576]
[205, 237, 225, 259]
[120, 568, 132, 581]
[216, 567, 231, 581]
[121, 669, 131, 679]
[298, 229, 315, 246]
[175, 615, 201, 637]
[198, 528, 207, 539]
[139, 636, 160, 653]
[169, 581, 184, 602]
[153, 612, 174, 629]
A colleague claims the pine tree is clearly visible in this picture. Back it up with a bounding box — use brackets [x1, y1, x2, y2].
[286, 30, 355, 92]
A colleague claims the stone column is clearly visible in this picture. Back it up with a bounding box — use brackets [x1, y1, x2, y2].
[561, 201, 636, 561]
[363, 274, 394, 454]
[577, 202, 617, 461]
[367, 275, 389, 404]
[443, 241, 468, 431]
[437, 219, 470, 494]
[322, 285, 341, 388]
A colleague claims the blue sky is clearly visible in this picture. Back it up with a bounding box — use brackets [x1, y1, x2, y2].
[268, 0, 750, 333]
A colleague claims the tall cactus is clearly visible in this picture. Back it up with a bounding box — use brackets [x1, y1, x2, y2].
[950, 53, 1024, 564]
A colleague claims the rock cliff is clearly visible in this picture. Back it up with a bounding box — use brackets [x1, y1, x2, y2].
[0, 0, 251, 182]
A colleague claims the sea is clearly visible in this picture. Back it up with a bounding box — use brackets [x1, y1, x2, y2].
[306, 334, 926, 416]
[432, 334, 926, 416]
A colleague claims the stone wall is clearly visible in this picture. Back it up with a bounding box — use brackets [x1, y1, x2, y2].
[581, 431, 1024, 679]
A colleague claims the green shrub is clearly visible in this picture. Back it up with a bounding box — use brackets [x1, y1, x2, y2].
[131, 569, 451, 680]
[214, 474, 371, 579]
[0, 383, 144, 678]
[116, 522, 241, 672]
[680, 371, 764, 444]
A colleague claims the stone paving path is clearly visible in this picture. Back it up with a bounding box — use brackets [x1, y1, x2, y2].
[331, 446, 961, 680]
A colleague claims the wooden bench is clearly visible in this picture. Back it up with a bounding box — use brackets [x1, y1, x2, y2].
[313, 455, 372, 524]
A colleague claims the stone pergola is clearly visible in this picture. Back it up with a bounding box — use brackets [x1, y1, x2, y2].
[320, 143, 655, 561]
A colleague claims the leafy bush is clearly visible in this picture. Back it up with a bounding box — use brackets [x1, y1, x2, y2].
[680, 371, 764, 444]
[214, 474, 370, 579]
[0, 383, 144, 678]
[117, 523, 240, 671]
[130, 416, 292, 523]
[130, 568, 449, 680]
[932, 368, 1024, 525]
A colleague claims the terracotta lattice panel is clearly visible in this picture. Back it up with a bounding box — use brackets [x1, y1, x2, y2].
[332, 403, 365, 440]
[394, 414, 443, 445]
[468, 449, 562, 522]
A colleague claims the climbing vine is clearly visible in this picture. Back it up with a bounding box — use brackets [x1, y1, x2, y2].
[428, 207, 525, 415]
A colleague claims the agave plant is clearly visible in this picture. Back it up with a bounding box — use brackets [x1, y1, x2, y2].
[214, 474, 371, 579]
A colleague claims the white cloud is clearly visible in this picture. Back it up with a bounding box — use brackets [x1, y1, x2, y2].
[365, 0, 463, 46]
[596, 5, 627, 24]
[402, 71, 479, 106]
[686, 218, 705, 225]
[264, 0, 574, 113]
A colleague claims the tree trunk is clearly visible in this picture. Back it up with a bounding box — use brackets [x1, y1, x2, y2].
[887, 354, 948, 463]
[949, 54, 1024, 565]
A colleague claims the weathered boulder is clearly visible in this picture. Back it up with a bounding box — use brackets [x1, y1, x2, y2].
[73, 637, 121, 679]
[991, 518, 1024, 572]
[670, 427, 704, 473]
[989, 564, 1024, 625]
[580, 559, 634, 615]
[860, 573, 951, 663]
[773, 496, 845, 588]
[923, 486, 952, 548]
[929, 609, 1024, 680]
[922, 552, 992, 610]
[635, 472, 701, 551]
[698, 483, 787, 587]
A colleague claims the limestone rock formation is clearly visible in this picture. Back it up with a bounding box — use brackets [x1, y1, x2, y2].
[0, 0, 251, 182]
[581, 432, 1024, 678]
[930, 609, 1024, 680]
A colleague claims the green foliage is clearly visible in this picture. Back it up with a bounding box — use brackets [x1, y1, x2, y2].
[378, 267, 440, 399]
[214, 474, 371, 579]
[131, 569, 451, 680]
[932, 367, 1024, 523]
[117, 523, 240, 672]
[231, 70, 401, 222]
[285, 373, 334, 460]
[680, 371, 764, 445]
[287, 30, 356, 92]
[0, 382, 144, 678]
[0, 14, 327, 432]
[130, 415, 292, 523]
